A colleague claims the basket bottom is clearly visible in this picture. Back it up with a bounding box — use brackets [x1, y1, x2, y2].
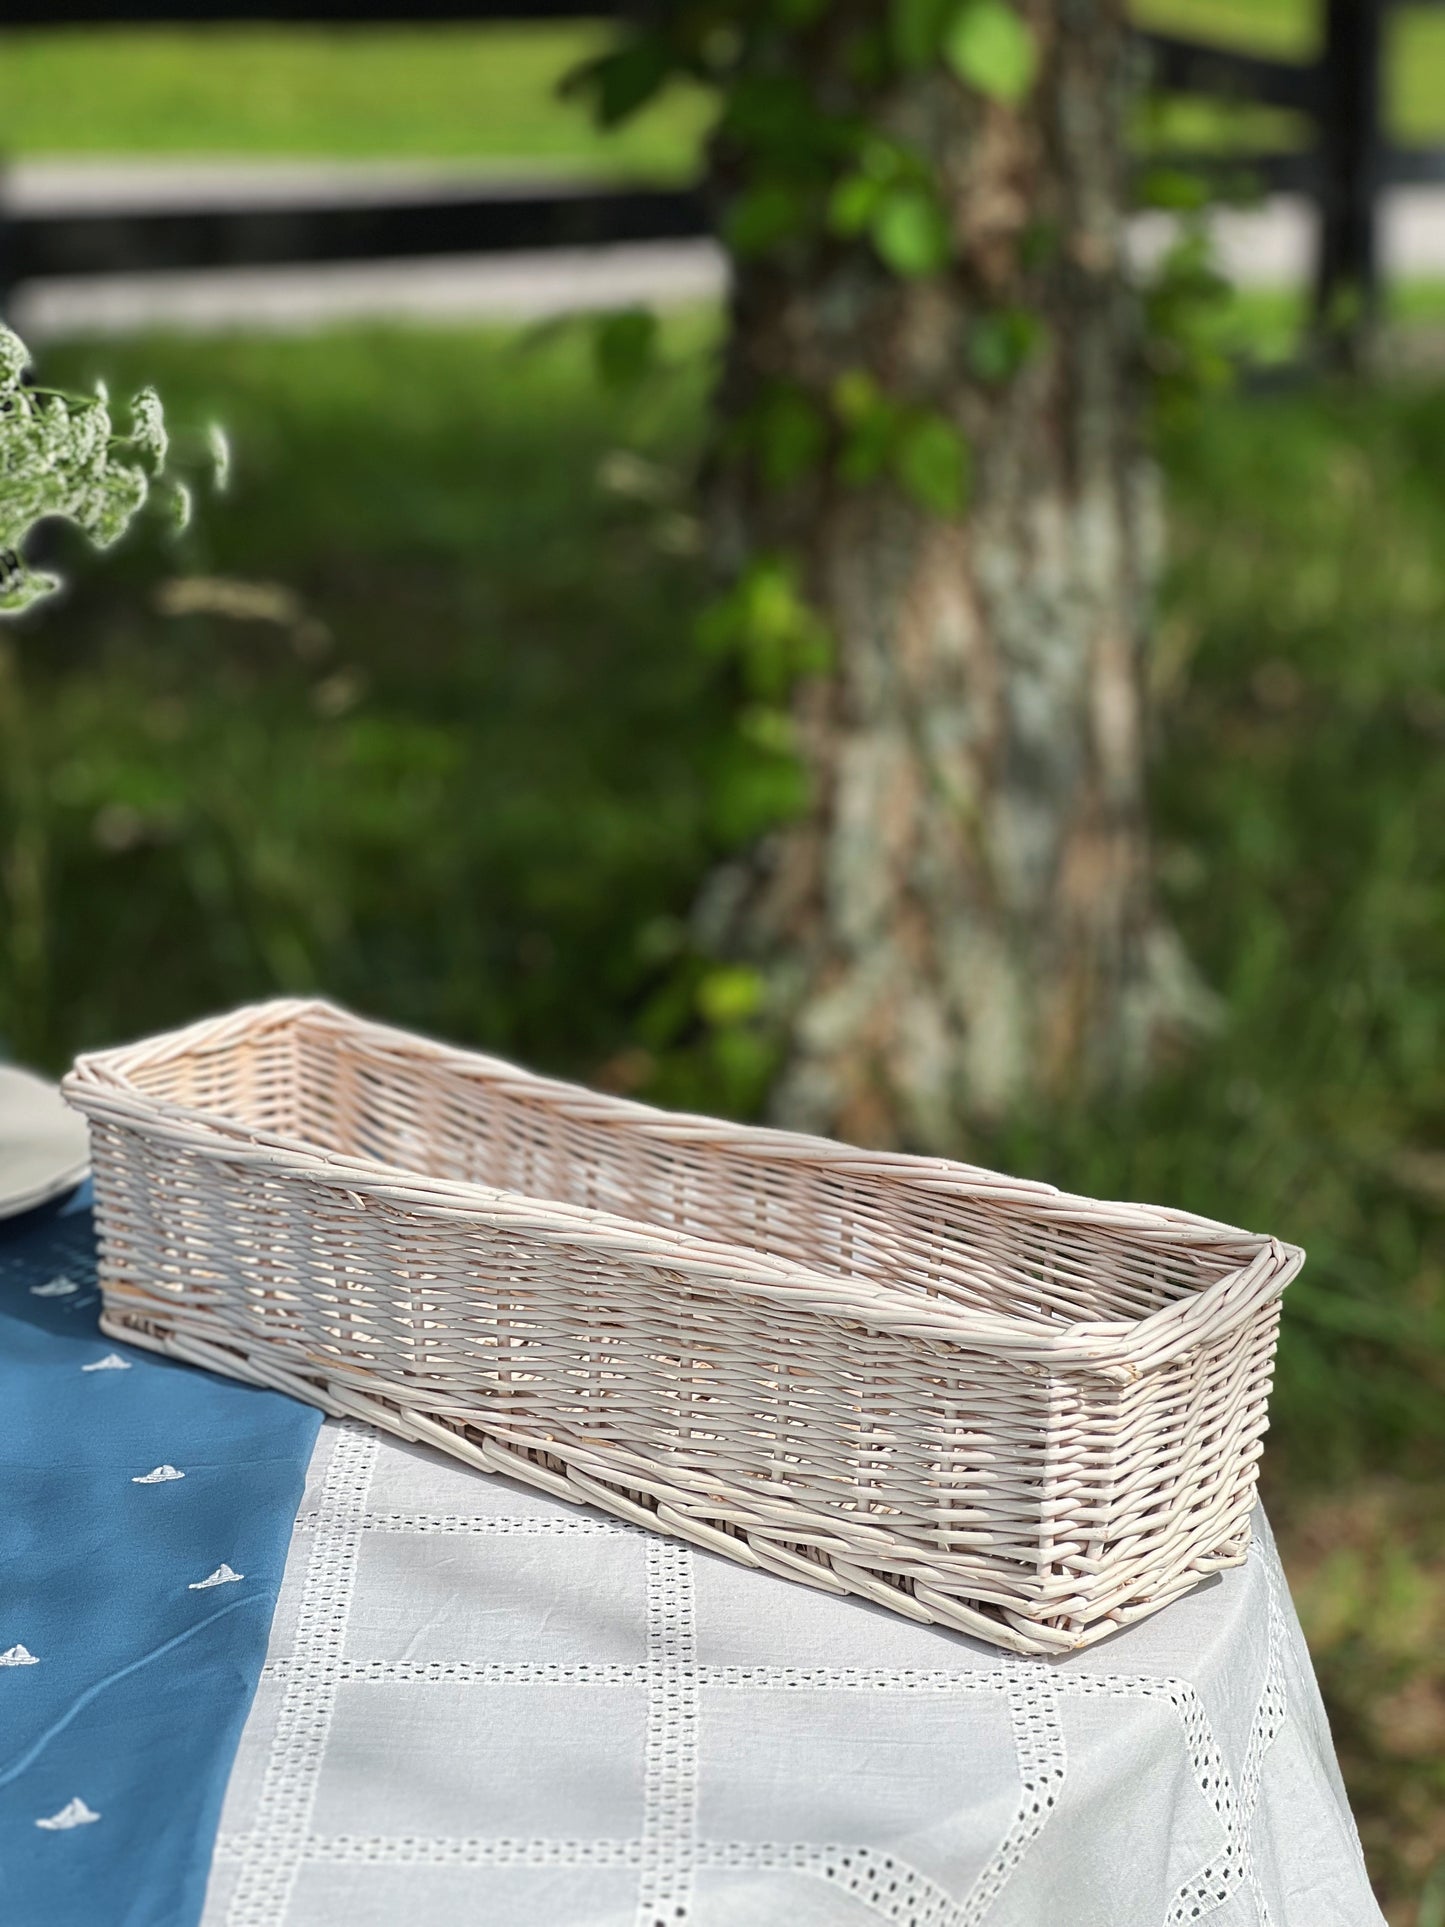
[99, 1309, 1252, 1658]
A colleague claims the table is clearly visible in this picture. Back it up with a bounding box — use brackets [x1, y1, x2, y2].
[201, 1418, 1386, 1927]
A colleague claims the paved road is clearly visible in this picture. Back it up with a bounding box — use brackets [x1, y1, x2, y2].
[7, 161, 1445, 339]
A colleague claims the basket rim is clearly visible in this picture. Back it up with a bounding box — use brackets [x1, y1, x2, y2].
[63, 997, 1303, 1376]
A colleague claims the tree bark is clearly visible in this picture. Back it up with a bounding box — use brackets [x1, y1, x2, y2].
[703, 0, 1199, 1149]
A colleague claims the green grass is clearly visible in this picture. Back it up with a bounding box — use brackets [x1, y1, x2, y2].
[4, 317, 1442, 1913]
[0, 23, 712, 176]
[0, 318, 727, 1074]
[1393, 278, 1445, 329]
[3, 4, 1444, 172]
[1198, 279, 1445, 369]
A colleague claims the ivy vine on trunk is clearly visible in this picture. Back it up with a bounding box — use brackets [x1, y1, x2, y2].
[572, 0, 1211, 1149]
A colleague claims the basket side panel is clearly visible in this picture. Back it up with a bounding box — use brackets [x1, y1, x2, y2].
[110, 1011, 308, 1138]
[90, 1138, 1071, 1620]
[275, 1014, 1244, 1336]
[1057, 1300, 1283, 1630]
[88, 1120, 336, 1357]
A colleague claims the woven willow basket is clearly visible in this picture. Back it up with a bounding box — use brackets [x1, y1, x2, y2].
[63, 999, 1301, 1655]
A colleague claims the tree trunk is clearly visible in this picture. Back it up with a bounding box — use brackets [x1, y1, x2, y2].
[702, 0, 1199, 1150]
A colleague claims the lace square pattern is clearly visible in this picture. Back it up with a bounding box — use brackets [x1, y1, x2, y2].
[203, 1421, 1385, 1927]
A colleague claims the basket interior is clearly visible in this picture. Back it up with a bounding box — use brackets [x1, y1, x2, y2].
[121, 1007, 1249, 1335]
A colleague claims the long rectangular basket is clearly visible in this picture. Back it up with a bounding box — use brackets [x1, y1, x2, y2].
[62, 999, 1302, 1654]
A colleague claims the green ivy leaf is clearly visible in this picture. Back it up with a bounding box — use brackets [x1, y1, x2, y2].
[1137, 167, 1211, 213]
[754, 385, 828, 490]
[945, 0, 1037, 106]
[828, 172, 883, 238]
[561, 35, 675, 128]
[838, 426, 893, 484]
[832, 370, 900, 485]
[890, 0, 955, 70]
[721, 72, 840, 166]
[859, 134, 909, 184]
[697, 555, 831, 696]
[832, 369, 882, 422]
[726, 183, 807, 257]
[591, 308, 660, 392]
[836, 19, 886, 85]
[706, 1026, 779, 1112]
[895, 414, 971, 516]
[697, 966, 764, 1026]
[871, 187, 951, 277]
[967, 307, 1044, 383]
[737, 704, 797, 756]
[709, 740, 810, 842]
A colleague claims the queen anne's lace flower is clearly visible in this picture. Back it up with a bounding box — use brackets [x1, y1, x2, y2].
[0, 545, 61, 615]
[0, 323, 209, 617]
[207, 422, 230, 493]
[130, 387, 168, 468]
[0, 326, 30, 388]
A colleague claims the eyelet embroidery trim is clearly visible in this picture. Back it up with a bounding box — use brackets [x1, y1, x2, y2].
[637, 1540, 699, 1927]
[953, 1663, 1065, 1925]
[214, 1453, 1301, 1927]
[224, 1423, 378, 1926]
[293, 1510, 634, 1537]
[1164, 1544, 1288, 1926]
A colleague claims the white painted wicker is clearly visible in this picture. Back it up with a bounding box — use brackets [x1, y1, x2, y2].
[62, 999, 1301, 1654]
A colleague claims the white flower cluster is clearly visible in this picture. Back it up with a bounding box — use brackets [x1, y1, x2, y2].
[0, 321, 215, 618]
[207, 422, 230, 493]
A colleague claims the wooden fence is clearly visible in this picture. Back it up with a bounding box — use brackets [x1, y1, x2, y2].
[1, 0, 1436, 355]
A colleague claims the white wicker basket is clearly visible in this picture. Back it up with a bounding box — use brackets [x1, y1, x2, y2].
[62, 999, 1301, 1654]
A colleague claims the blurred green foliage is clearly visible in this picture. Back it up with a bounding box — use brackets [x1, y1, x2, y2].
[4, 318, 1440, 1493]
[0, 322, 725, 1070]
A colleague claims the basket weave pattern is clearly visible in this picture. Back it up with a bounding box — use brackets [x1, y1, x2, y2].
[63, 1000, 1300, 1654]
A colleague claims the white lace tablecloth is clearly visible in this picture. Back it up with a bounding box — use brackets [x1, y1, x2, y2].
[201, 1420, 1384, 1927]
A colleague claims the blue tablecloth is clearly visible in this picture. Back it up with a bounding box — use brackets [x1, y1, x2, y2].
[0, 1188, 322, 1927]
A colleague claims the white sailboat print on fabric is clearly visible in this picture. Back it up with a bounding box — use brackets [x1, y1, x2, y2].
[81, 1353, 131, 1372]
[189, 1564, 243, 1589]
[30, 1276, 78, 1298]
[132, 1465, 185, 1484]
[36, 1798, 100, 1830]
[0, 1644, 39, 1665]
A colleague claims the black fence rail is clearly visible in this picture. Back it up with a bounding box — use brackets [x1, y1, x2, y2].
[0, 0, 1436, 357]
[4, 184, 711, 284]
